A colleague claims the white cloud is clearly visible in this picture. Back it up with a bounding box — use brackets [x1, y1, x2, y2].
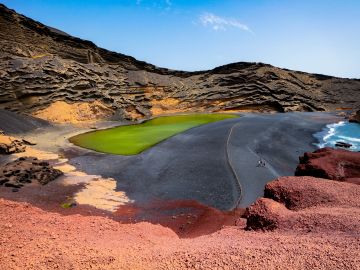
[199, 12, 253, 34]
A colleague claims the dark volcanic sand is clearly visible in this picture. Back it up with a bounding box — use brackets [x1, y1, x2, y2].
[68, 112, 340, 210]
[0, 109, 50, 134]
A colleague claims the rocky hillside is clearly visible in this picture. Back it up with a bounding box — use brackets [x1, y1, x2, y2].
[1, 4, 359, 120]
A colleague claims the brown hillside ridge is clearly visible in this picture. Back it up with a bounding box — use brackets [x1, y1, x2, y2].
[1, 4, 360, 122]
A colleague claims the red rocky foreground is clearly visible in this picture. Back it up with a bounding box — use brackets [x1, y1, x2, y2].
[1, 180, 359, 270]
[1, 150, 360, 269]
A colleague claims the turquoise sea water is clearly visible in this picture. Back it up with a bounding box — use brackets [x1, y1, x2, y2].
[314, 121, 360, 151]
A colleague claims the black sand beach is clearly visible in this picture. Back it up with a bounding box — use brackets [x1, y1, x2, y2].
[0, 109, 49, 134]
[65, 112, 340, 210]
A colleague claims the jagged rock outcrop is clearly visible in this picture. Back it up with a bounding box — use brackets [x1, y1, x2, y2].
[349, 109, 360, 123]
[0, 134, 26, 154]
[0, 157, 63, 189]
[1, 4, 359, 121]
[295, 148, 360, 184]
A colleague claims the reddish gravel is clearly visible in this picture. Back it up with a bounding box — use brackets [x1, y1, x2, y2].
[1, 148, 360, 269]
[246, 176, 360, 233]
[114, 199, 245, 238]
[264, 176, 360, 210]
[1, 188, 360, 269]
[0, 180, 244, 238]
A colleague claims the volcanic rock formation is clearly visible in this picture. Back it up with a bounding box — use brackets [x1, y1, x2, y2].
[295, 147, 360, 184]
[1, 4, 360, 121]
[247, 148, 360, 231]
[0, 157, 63, 189]
[0, 134, 26, 154]
[349, 109, 360, 123]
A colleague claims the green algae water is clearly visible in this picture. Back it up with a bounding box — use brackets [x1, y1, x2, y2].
[70, 113, 238, 155]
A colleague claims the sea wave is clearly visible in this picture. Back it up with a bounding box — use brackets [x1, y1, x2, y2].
[314, 121, 360, 151]
[337, 135, 360, 143]
[322, 121, 345, 141]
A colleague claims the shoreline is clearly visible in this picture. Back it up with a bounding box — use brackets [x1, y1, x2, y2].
[1, 111, 342, 212]
[66, 112, 341, 210]
[315, 120, 360, 151]
[2, 110, 359, 269]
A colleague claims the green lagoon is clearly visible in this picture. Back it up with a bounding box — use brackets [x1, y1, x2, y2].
[70, 113, 238, 155]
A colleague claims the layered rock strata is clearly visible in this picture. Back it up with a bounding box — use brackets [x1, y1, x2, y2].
[1, 4, 360, 121]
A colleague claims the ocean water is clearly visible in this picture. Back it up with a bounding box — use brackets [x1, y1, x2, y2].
[314, 121, 360, 151]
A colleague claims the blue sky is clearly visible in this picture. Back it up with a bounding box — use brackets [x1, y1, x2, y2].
[1, 0, 360, 78]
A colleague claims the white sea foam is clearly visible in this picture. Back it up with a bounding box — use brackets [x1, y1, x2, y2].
[314, 121, 360, 151]
[322, 121, 345, 141]
[338, 135, 360, 143]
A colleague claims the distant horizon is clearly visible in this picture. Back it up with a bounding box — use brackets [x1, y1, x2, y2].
[1, 0, 360, 79]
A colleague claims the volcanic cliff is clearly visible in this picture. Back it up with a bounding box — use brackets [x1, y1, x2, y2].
[0, 4, 359, 121]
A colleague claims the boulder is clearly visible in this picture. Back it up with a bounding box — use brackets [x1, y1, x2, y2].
[295, 147, 360, 182]
[0, 157, 63, 189]
[335, 141, 352, 148]
[245, 198, 290, 231]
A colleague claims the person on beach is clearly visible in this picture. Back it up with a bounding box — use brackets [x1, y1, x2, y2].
[257, 160, 261, 167]
[257, 158, 266, 167]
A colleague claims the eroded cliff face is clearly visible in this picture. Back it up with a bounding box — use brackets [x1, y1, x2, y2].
[1, 4, 359, 121]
